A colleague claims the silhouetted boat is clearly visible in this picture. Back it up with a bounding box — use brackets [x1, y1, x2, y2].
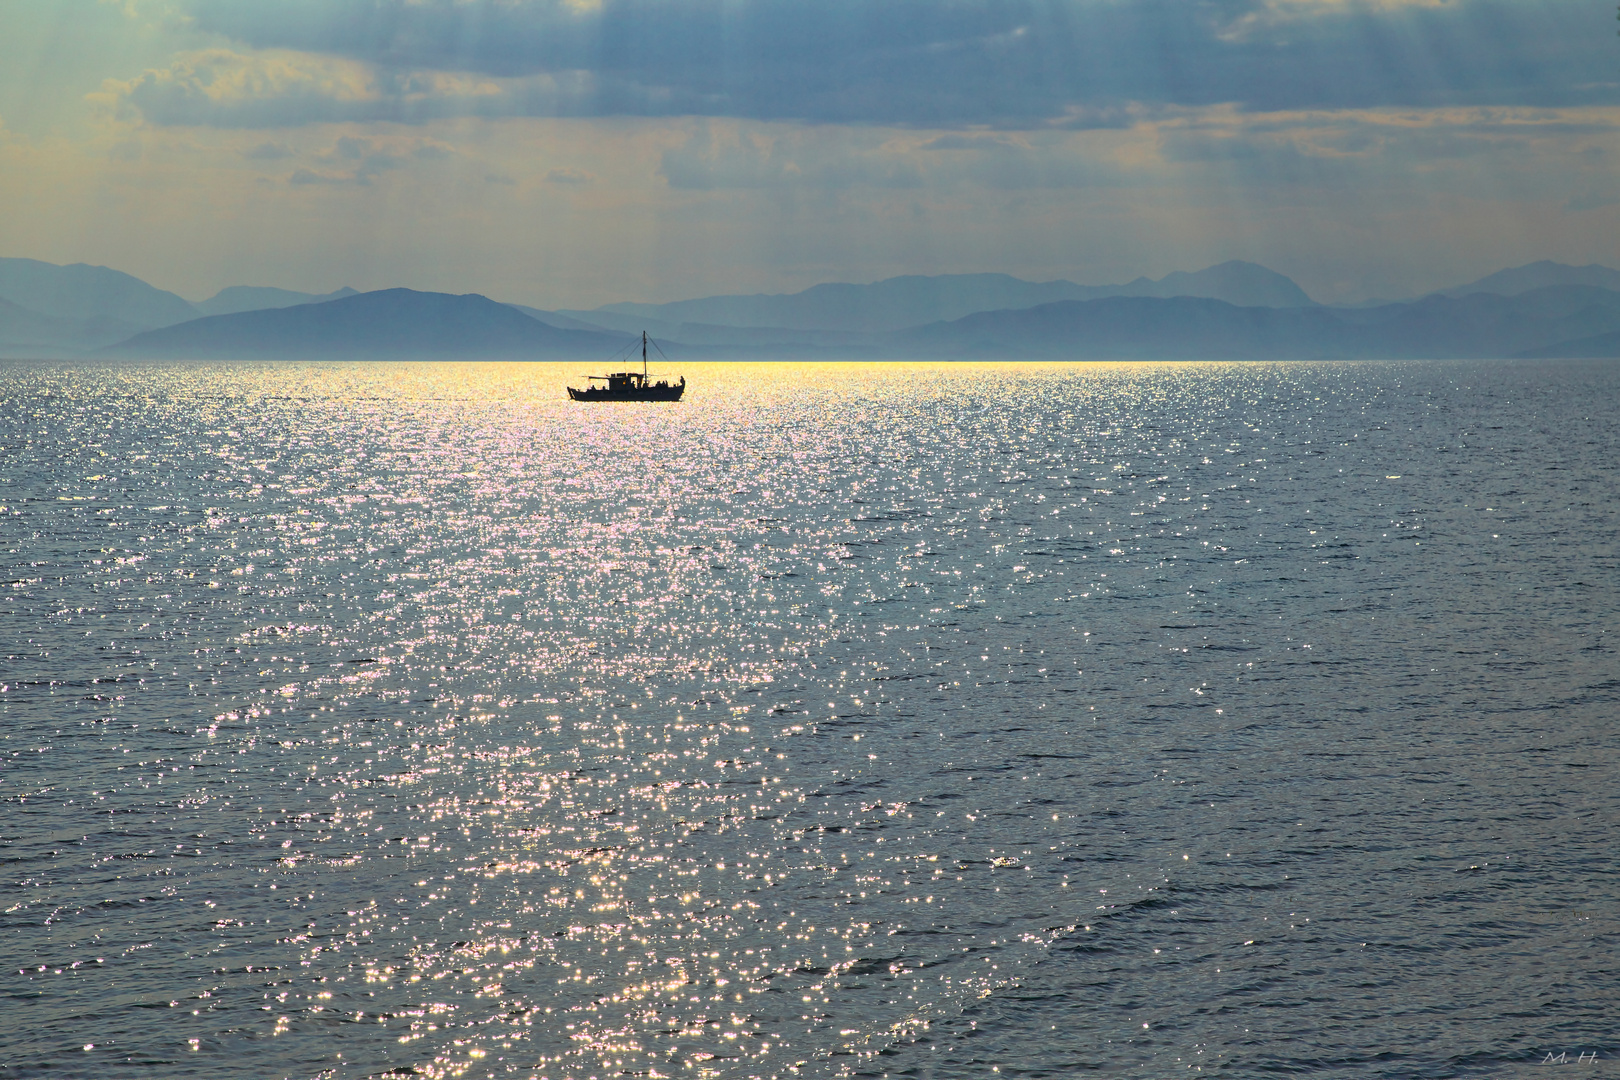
[567, 332, 685, 401]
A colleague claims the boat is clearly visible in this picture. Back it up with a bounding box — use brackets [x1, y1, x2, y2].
[567, 332, 685, 401]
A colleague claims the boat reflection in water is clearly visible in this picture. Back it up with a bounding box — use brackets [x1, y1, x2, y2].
[567, 331, 685, 401]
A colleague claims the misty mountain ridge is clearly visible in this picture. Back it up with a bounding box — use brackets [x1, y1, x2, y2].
[891, 283, 1620, 360]
[1516, 328, 1620, 358]
[104, 288, 626, 360]
[91, 281, 1620, 363]
[196, 285, 360, 317]
[0, 257, 198, 327]
[0, 258, 365, 354]
[506, 304, 637, 336]
[1114, 262, 1315, 307]
[1433, 260, 1620, 299]
[7, 254, 1620, 360]
[575, 261, 1315, 335]
[0, 294, 128, 355]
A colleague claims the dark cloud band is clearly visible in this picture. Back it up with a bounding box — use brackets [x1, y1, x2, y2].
[132, 0, 1620, 128]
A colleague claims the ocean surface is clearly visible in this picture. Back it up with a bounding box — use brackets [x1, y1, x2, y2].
[1, 358, 1615, 1080]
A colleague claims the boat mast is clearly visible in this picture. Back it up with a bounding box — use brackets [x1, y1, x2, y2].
[642, 331, 648, 378]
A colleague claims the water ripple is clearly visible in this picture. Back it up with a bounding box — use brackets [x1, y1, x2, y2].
[1, 359, 1615, 1079]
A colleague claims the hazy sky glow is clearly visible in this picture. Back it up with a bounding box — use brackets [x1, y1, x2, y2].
[1, 0, 1616, 306]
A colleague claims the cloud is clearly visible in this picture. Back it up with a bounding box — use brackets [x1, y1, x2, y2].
[102, 0, 1617, 129]
[275, 133, 433, 184]
[1565, 190, 1620, 212]
[1138, 104, 1620, 205]
[289, 167, 353, 185]
[242, 140, 293, 158]
[919, 134, 1022, 152]
[102, 46, 707, 127]
[645, 105, 1620, 198]
[101, 49, 373, 127]
[1161, 105, 1620, 164]
[543, 166, 593, 184]
[650, 122, 1156, 192]
[1212, 0, 1457, 41]
[658, 125, 926, 190]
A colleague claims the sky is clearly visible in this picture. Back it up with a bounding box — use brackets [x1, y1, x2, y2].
[0, 0, 1616, 308]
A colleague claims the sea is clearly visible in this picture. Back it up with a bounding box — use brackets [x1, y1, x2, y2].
[1, 358, 1615, 1080]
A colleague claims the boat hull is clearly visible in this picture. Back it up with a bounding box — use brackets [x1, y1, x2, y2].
[567, 383, 684, 402]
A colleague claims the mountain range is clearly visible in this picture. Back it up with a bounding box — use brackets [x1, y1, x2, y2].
[0, 257, 366, 354]
[1434, 261, 1620, 299]
[196, 285, 360, 317]
[571, 261, 1315, 336]
[110, 289, 625, 360]
[3, 256, 1620, 361]
[892, 285, 1620, 360]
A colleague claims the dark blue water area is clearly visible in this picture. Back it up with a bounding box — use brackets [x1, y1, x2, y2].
[0, 358, 1615, 1080]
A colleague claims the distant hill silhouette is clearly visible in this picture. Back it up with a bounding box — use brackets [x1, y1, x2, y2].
[95, 282, 1620, 361]
[888, 284, 1620, 360]
[0, 294, 171, 355]
[573, 261, 1315, 336]
[0, 294, 127, 354]
[585, 274, 1099, 334]
[196, 285, 359, 317]
[505, 303, 638, 335]
[105, 289, 627, 359]
[1436, 261, 1620, 298]
[1515, 328, 1620, 358]
[1115, 261, 1314, 307]
[1341, 285, 1620, 357]
[893, 296, 1344, 359]
[12, 253, 1620, 360]
[0, 257, 198, 329]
